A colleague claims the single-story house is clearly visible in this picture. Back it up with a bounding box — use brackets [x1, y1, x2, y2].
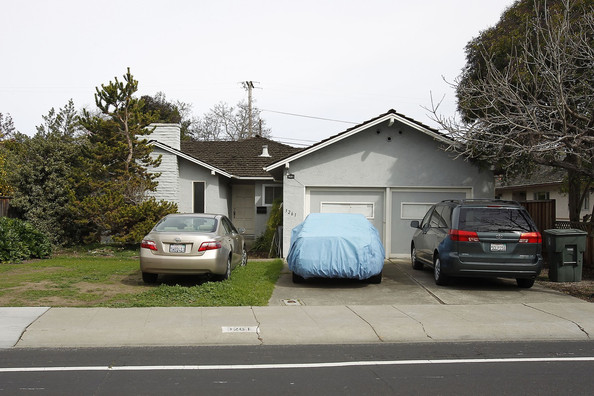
[146, 109, 494, 258]
[495, 167, 593, 221]
[264, 109, 494, 258]
[145, 124, 300, 241]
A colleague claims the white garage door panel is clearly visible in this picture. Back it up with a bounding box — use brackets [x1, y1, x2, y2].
[321, 202, 374, 218]
[390, 190, 469, 257]
[309, 188, 384, 241]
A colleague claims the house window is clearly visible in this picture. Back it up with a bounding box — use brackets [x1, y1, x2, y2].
[193, 182, 205, 213]
[401, 202, 435, 220]
[320, 202, 374, 219]
[264, 185, 282, 205]
[534, 192, 549, 200]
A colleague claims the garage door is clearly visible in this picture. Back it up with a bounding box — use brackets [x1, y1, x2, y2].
[390, 189, 469, 257]
[308, 188, 385, 241]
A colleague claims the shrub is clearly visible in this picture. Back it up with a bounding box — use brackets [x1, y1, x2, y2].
[251, 199, 283, 257]
[0, 217, 52, 263]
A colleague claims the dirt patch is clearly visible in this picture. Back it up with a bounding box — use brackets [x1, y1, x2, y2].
[0, 269, 151, 307]
[536, 267, 594, 303]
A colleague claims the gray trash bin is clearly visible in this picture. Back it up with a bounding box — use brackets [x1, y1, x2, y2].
[544, 229, 587, 282]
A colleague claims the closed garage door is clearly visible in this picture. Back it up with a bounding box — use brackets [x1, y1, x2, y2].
[308, 188, 385, 241]
[390, 189, 469, 257]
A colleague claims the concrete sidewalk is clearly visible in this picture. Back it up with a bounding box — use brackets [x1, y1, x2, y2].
[1, 303, 593, 348]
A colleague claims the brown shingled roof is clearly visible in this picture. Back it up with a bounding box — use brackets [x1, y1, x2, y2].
[179, 136, 302, 178]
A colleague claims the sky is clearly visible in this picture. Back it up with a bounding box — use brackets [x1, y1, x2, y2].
[0, 0, 515, 146]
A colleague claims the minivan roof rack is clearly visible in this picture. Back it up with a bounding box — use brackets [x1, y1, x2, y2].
[439, 198, 521, 206]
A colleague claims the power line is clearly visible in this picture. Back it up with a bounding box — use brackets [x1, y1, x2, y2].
[261, 109, 358, 125]
[271, 136, 318, 143]
[270, 135, 318, 147]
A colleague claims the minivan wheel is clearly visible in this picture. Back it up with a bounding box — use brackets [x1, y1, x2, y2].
[434, 257, 448, 286]
[411, 246, 423, 270]
[516, 278, 535, 288]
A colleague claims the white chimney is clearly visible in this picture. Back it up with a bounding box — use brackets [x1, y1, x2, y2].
[145, 124, 181, 150]
[259, 144, 271, 157]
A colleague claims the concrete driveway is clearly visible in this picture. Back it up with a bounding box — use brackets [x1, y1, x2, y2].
[268, 259, 582, 306]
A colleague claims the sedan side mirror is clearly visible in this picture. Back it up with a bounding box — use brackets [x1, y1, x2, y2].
[238, 227, 246, 234]
[410, 220, 420, 229]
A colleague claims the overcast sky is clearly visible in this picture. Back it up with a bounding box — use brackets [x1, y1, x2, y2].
[1, 0, 514, 145]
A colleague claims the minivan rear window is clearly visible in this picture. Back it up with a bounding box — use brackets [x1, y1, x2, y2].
[458, 208, 534, 232]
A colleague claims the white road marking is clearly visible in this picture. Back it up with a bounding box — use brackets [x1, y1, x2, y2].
[1, 357, 593, 373]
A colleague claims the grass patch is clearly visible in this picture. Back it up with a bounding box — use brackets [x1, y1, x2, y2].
[0, 250, 283, 307]
[120, 261, 283, 307]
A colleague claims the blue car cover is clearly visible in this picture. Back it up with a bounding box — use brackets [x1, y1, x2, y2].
[287, 213, 385, 279]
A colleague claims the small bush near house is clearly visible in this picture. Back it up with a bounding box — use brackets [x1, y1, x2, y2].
[251, 199, 283, 257]
[0, 217, 52, 263]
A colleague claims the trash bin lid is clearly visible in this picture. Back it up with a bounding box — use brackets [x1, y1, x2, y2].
[544, 228, 588, 236]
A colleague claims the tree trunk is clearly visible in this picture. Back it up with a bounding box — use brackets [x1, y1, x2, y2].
[567, 168, 582, 222]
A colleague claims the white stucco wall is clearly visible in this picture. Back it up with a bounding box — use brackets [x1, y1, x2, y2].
[146, 145, 180, 206]
[281, 120, 494, 256]
[143, 124, 181, 206]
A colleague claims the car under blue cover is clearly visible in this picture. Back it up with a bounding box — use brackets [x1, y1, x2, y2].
[287, 213, 385, 283]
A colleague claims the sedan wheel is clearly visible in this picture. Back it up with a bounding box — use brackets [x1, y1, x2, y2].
[433, 257, 448, 286]
[292, 272, 305, 283]
[367, 271, 382, 284]
[216, 256, 231, 281]
[240, 247, 248, 266]
[142, 272, 158, 284]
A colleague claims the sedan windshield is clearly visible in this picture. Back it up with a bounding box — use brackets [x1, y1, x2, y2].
[458, 208, 533, 233]
[154, 217, 217, 232]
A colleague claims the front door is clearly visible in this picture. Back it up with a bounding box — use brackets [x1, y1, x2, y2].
[231, 184, 255, 237]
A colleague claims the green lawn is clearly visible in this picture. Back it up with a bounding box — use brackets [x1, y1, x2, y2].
[0, 247, 283, 307]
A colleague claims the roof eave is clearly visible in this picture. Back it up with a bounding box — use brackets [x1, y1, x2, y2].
[150, 141, 233, 178]
[264, 112, 454, 172]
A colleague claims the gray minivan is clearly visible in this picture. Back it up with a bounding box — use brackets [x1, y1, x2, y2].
[410, 199, 543, 288]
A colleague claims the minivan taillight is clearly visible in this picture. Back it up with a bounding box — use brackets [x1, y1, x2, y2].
[198, 241, 222, 252]
[519, 232, 542, 244]
[449, 229, 480, 242]
[141, 240, 158, 251]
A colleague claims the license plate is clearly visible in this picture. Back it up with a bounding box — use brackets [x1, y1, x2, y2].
[490, 243, 506, 252]
[169, 244, 186, 253]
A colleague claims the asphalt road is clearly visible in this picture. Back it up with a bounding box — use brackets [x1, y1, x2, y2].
[1, 341, 593, 395]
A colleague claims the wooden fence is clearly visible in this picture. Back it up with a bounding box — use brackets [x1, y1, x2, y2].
[519, 200, 556, 233]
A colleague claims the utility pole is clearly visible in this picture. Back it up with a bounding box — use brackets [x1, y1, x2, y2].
[242, 81, 255, 138]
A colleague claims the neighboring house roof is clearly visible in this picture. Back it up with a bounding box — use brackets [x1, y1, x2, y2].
[150, 140, 233, 178]
[264, 109, 453, 172]
[496, 167, 566, 191]
[174, 136, 301, 179]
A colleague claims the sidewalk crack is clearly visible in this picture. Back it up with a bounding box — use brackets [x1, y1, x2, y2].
[250, 307, 264, 345]
[15, 307, 51, 347]
[393, 306, 434, 340]
[524, 304, 590, 339]
[346, 306, 383, 342]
